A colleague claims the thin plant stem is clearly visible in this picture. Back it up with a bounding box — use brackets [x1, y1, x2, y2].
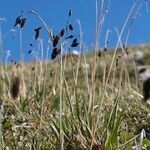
[27, 10, 53, 41]
[19, 29, 26, 98]
[94, 0, 139, 142]
[60, 44, 64, 150]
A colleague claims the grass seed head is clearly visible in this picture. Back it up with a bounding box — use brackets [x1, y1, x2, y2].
[11, 76, 20, 99]
[97, 51, 101, 57]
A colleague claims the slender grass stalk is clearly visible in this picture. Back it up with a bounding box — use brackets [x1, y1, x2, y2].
[89, 0, 99, 113]
[38, 38, 44, 81]
[0, 23, 6, 99]
[38, 39, 49, 129]
[118, 60, 124, 97]
[19, 29, 26, 98]
[74, 20, 82, 86]
[39, 40, 51, 128]
[94, 0, 139, 137]
[59, 44, 64, 150]
[0, 23, 3, 56]
[115, 28, 132, 89]
[101, 0, 139, 106]
[90, 1, 106, 147]
[27, 10, 53, 41]
[69, 50, 76, 84]
[6, 97, 25, 120]
[0, 105, 4, 149]
[83, 50, 90, 95]
[4, 51, 11, 99]
[19, 29, 23, 62]
[102, 62, 106, 86]
[36, 38, 44, 90]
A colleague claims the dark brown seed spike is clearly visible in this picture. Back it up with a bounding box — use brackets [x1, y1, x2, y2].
[51, 48, 61, 59]
[71, 43, 79, 47]
[11, 76, 20, 99]
[32, 67, 35, 71]
[59, 29, 65, 37]
[53, 47, 61, 54]
[104, 48, 107, 52]
[34, 27, 42, 31]
[28, 50, 32, 54]
[29, 43, 33, 47]
[72, 38, 77, 44]
[14, 15, 21, 27]
[51, 52, 56, 60]
[20, 18, 26, 28]
[53, 35, 60, 47]
[69, 24, 73, 31]
[52, 35, 55, 40]
[97, 51, 101, 57]
[69, 9, 72, 17]
[71, 38, 78, 47]
[34, 27, 42, 40]
[65, 35, 74, 39]
[143, 78, 150, 102]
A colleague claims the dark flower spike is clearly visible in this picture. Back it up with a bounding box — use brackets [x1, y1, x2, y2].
[29, 43, 33, 47]
[53, 35, 60, 47]
[69, 24, 73, 31]
[20, 18, 26, 28]
[53, 47, 61, 54]
[11, 59, 14, 63]
[28, 50, 32, 54]
[123, 45, 126, 49]
[51, 52, 57, 60]
[51, 48, 61, 59]
[14, 15, 22, 27]
[71, 43, 79, 47]
[72, 38, 77, 44]
[53, 35, 55, 38]
[71, 38, 79, 47]
[65, 35, 74, 39]
[97, 51, 101, 57]
[59, 29, 65, 37]
[34, 27, 42, 40]
[69, 9, 72, 17]
[143, 78, 150, 101]
[11, 76, 20, 99]
[104, 48, 107, 52]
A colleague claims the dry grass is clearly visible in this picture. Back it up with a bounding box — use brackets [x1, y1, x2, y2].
[0, 46, 149, 149]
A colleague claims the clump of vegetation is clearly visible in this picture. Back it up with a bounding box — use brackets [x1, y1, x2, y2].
[0, 0, 149, 149]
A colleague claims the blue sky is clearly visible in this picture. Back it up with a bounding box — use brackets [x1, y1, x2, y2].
[0, 0, 150, 62]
